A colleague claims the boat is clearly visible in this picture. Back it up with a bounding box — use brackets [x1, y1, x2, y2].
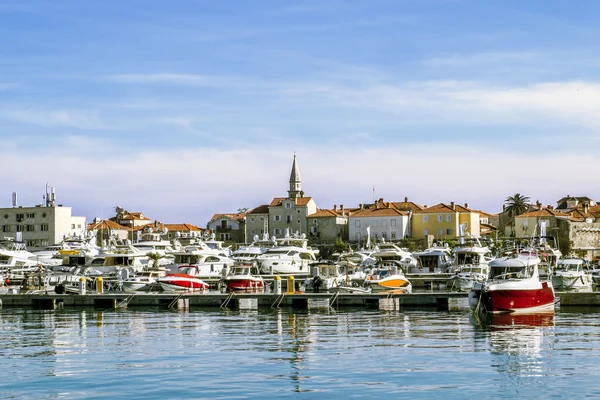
[412, 243, 454, 274]
[157, 265, 210, 292]
[469, 249, 555, 314]
[230, 234, 275, 263]
[254, 233, 318, 275]
[122, 268, 166, 293]
[221, 262, 264, 292]
[364, 261, 412, 293]
[370, 241, 418, 272]
[304, 261, 346, 293]
[447, 238, 493, 291]
[551, 257, 592, 290]
[163, 248, 234, 278]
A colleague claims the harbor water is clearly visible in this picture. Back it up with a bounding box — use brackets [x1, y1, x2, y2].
[2, 303, 599, 399]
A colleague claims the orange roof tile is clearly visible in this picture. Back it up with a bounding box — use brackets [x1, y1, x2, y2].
[269, 197, 313, 207]
[209, 213, 246, 223]
[308, 209, 344, 218]
[247, 205, 270, 214]
[87, 220, 130, 231]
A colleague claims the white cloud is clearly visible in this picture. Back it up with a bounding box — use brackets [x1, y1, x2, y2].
[0, 141, 595, 225]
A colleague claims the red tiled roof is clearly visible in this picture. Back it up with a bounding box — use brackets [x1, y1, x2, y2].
[209, 213, 246, 223]
[269, 197, 313, 207]
[131, 222, 204, 232]
[87, 220, 129, 231]
[309, 209, 343, 218]
[390, 201, 425, 211]
[247, 205, 270, 214]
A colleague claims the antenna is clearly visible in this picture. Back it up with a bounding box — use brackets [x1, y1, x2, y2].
[12, 192, 17, 208]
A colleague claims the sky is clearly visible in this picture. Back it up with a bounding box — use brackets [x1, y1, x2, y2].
[1, 0, 599, 226]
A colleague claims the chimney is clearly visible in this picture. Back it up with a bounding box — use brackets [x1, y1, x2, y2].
[404, 197, 408, 202]
[450, 202, 455, 210]
[333, 204, 337, 211]
[340, 204, 344, 210]
[464, 203, 469, 209]
[584, 203, 589, 214]
[359, 203, 363, 210]
[387, 202, 391, 208]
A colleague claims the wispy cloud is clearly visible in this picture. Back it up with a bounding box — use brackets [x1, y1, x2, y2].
[6, 108, 113, 130]
[422, 52, 542, 68]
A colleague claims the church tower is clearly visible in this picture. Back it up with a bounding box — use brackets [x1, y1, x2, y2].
[288, 155, 303, 199]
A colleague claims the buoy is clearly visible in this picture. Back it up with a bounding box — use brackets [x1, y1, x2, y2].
[287, 275, 295, 294]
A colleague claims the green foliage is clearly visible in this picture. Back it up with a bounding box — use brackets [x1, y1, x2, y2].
[334, 237, 349, 253]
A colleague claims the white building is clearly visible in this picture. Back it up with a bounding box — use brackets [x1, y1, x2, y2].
[348, 202, 410, 244]
[0, 188, 87, 250]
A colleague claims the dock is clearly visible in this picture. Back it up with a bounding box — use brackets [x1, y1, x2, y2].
[0, 290, 596, 311]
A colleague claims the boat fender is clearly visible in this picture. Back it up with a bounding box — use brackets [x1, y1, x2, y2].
[4, 278, 9, 285]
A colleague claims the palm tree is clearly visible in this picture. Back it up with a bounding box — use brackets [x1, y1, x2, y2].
[504, 193, 530, 237]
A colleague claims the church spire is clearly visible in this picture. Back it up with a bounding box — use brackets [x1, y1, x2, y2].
[288, 154, 302, 199]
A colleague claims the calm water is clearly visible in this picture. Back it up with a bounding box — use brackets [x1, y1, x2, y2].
[2, 303, 600, 399]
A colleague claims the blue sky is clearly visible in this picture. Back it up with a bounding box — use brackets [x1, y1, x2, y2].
[1, 0, 599, 225]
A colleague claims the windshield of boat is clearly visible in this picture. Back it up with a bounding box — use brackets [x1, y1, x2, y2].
[455, 253, 479, 265]
[556, 261, 582, 272]
[489, 265, 533, 280]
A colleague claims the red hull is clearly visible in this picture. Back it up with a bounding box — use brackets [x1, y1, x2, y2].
[160, 273, 209, 290]
[226, 279, 264, 291]
[485, 285, 555, 313]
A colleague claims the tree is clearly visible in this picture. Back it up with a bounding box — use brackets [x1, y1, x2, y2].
[237, 207, 250, 214]
[504, 193, 530, 237]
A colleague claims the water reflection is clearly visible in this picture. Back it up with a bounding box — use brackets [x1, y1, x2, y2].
[473, 312, 555, 382]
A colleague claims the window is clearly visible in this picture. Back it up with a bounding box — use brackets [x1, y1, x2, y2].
[26, 225, 35, 232]
[437, 228, 443, 237]
[297, 220, 300, 224]
[285, 202, 292, 209]
[2, 225, 9, 232]
[251, 217, 255, 223]
[42, 212, 47, 218]
[286, 215, 292, 223]
[437, 215, 442, 222]
[313, 219, 317, 224]
[16, 225, 23, 232]
[297, 210, 300, 214]
[26, 213, 35, 218]
[382, 232, 387, 239]
[77, 224, 81, 229]
[446, 228, 452, 235]
[391, 219, 396, 227]
[391, 232, 396, 239]
[446, 215, 451, 222]
[71, 224, 75, 229]
[422, 215, 428, 223]
[274, 215, 281, 222]
[16, 213, 24, 222]
[355, 220, 360, 227]
[260, 217, 264, 222]
[274, 228, 281, 235]
[423, 229, 428, 236]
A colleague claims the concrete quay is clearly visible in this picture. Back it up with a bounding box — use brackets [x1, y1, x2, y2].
[0, 290, 593, 311]
[0, 291, 468, 311]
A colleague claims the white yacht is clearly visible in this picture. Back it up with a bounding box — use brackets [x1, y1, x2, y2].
[162, 248, 234, 279]
[304, 262, 346, 292]
[412, 243, 454, 274]
[254, 234, 318, 275]
[551, 257, 592, 291]
[370, 241, 418, 272]
[448, 238, 493, 291]
[231, 234, 275, 263]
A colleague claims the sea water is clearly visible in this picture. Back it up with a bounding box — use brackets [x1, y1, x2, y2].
[1, 304, 599, 399]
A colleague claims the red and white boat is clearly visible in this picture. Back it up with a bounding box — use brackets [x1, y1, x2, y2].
[222, 263, 264, 292]
[157, 266, 209, 292]
[469, 249, 555, 314]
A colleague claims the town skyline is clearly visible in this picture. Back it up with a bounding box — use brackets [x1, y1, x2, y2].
[2, 1, 599, 225]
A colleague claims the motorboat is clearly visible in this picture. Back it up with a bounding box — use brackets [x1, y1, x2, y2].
[122, 268, 167, 293]
[231, 234, 274, 263]
[163, 248, 234, 278]
[412, 243, 454, 274]
[469, 249, 555, 314]
[254, 234, 318, 275]
[364, 261, 412, 293]
[551, 257, 592, 290]
[304, 261, 346, 293]
[370, 241, 418, 272]
[447, 239, 493, 291]
[221, 262, 264, 292]
[157, 266, 210, 292]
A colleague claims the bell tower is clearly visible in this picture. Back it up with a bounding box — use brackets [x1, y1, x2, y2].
[288, 154, 302, 199]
